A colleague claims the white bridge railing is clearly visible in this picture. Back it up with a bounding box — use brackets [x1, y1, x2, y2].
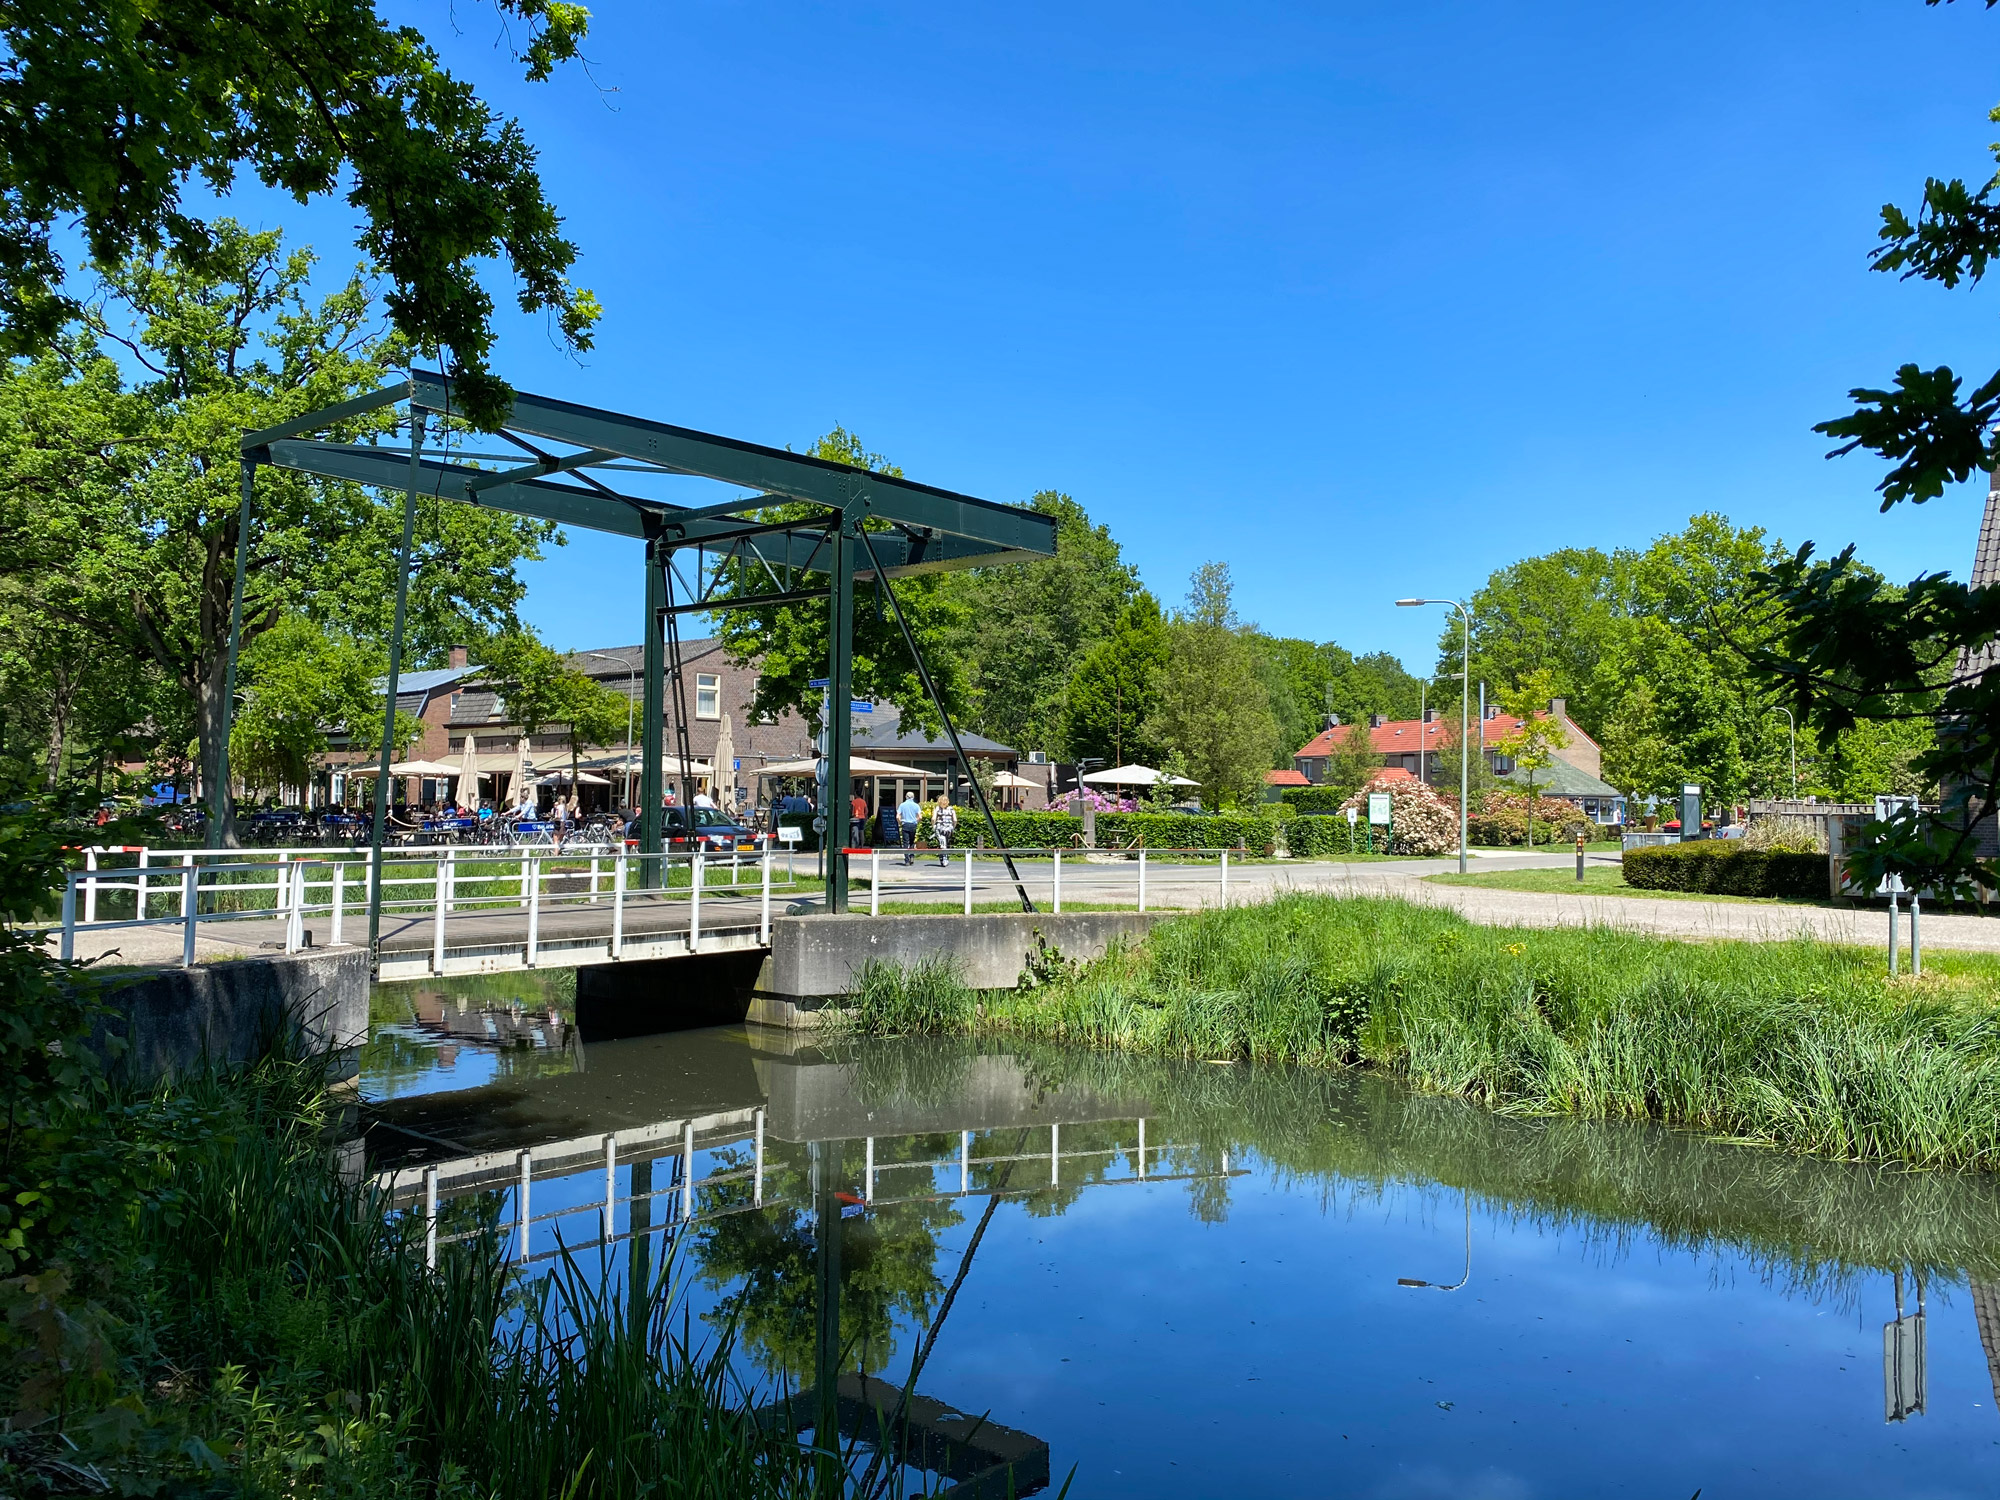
[53, 842, 1258, 971]
[57, 844, 786, 969]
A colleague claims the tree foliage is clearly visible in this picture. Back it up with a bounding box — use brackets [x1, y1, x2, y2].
[1060, 591, 1170, 768]
[0, 0, 599, 423]
[1150, 563, 1278, 810]
[0, 221, 552, 837]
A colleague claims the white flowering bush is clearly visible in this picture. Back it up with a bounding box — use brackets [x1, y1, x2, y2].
[1339, 774, 1458, 856]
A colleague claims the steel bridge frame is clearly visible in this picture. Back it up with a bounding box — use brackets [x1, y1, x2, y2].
[229, 371, 1057, 955]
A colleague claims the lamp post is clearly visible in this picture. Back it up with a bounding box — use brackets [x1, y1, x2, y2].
[1770, 706, 1797, 797]
[586, 650, 639, 813]
[1397, 597, 1473, 874]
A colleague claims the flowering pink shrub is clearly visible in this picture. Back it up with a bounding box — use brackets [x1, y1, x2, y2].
[1066, 788, 1140, 812]
[1338, 774, 1457, 856]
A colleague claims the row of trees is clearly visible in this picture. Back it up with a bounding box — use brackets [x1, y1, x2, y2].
[1438, 513, 1937, 811]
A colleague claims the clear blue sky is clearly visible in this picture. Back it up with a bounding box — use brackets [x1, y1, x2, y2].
[238, 0, 2000, 669]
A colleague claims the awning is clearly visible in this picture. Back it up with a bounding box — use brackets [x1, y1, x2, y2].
[1080, 764, 1198, 788]
[756, 755, 920, 778]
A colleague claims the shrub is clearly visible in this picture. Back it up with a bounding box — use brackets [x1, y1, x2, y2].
[1623, 842, 1827, 897]
[1096, 811, 1280, 854]
[1743, 815, 1826, 854]
[976, 811, 1084, 848]
[1465, 789, 1591, 846]
[1285, 813, 1365, 858]
[1336, 775, 1456, 856]
[1281, 786, 1349, 815]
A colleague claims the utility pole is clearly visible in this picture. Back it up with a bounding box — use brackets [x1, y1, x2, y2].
[1397, 598, 1474, 874]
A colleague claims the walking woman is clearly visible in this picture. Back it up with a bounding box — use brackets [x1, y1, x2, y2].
[931, 795, 958, 867]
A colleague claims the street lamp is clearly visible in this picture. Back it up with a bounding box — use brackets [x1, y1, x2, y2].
[1396, 597, 1473, 874]
[585, 650, 638, 812]
[1770, 706, 1797, 798]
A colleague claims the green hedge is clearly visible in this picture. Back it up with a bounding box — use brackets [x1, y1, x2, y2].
[1622, 842, 1826, 897]
[963, 810, 1084, 848]
[1281, 786, 1350, 814]
[1096, 811, 1280, 854]
[1285, 814, 1351, 857]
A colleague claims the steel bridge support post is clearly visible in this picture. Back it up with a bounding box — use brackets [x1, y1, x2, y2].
[640, 531, 667, 859]
[825, 515, 855, 912]
[216, 458, 257, 846]
[810, 1137, 844, 1476]
[367, 412, 423, 958]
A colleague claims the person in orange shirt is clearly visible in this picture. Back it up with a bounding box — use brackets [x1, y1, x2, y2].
[849, 790, 867, 849]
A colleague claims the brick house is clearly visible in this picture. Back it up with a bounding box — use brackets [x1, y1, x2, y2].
[1291, 697, 1624, 822]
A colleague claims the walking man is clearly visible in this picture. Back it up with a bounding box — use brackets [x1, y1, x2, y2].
[932, 796, 957, 867]
[898, 790, 922, 866]
[850, 789, 867, 850]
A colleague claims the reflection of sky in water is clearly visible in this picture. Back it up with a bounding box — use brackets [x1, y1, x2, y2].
[372, 1029, 2000, 1496]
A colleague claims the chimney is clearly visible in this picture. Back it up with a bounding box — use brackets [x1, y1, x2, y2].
[1324, 713, 1340, 729]
[1550, 696, 1567, 721]
[1422, 708, 1436, 724]
[1369, 713, 1385, 729]
[1484, 703, 1498, 720]
[449, 645, 468, 669]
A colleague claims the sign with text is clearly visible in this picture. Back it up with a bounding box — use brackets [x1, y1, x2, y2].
[1367, 793, 1392, 826]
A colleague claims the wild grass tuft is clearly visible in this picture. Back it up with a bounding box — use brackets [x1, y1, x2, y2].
[840, 894, 2000, 1170]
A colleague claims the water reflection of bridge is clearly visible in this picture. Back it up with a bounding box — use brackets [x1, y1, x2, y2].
[366, 1026, 1240, 1498]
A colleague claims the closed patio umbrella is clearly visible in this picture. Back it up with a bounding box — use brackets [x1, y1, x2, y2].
[457, 732, 479, 801]
[714, 711, 736, 807]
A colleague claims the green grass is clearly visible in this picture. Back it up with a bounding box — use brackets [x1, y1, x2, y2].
[2, 1057, 834, 1498]
[836, 893, 2000, 1171]
[1423, 864, 1832, 905]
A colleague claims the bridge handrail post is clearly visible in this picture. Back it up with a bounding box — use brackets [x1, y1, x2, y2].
[870, 847, 880, 917]
[179, 852, 194, 918]
[83, 848, 98, 926]
[690, 851, 702, 949]
[444, 847, 456, 915]
[612, 852, 626, 959]
[1138, 849, 1147, 912]
[432, 855, 447, 975]
[60, 873, 76, 962]
[181, 864, 197, 967]
[1053, 848, 1062, 915]
[964, 848, 972, 915]
[589, 853, 600, 904]
[331, 861, 345, 948]
[516, 1149, 532, 1259]
[753, 1108, 765, 1207]
[1137, 1117, 1146, 1177]
[136, 847, 149, 924]
[526, 857, 540, 967]
[680, 1120, 696, 1220]
[424, 1165, 439, 1270]
[759, 845, 771, 945]
[959, 1129, 970, 1193]
[1220, 848, 1229, 907]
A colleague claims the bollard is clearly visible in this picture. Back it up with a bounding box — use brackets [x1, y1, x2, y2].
[1053, 848, 1062, 914]
[612, 852, 627, 959]
[1138, 848, 1147, 912]
[870, 847, 880, 916]
[1575, 832, 1586, 883]
[759, 846, 771, 945]
[1912, 889, 1923, 976]
[1220, 848, 1229, 906]
[1888, 884, 1900, 977]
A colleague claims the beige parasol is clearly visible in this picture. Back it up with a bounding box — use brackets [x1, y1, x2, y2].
[714, 712, 737, 808]
[457, 732, 480, 802]
[512, 735, 532, 809]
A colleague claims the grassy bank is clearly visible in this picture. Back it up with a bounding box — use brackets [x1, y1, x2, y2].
[0, 1057, 827, 1498]
[842, 894, 2000, 1170]
[1423, 864, 1832, 904]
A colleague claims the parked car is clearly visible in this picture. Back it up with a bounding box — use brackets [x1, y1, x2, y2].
[623, 805, 760, 853]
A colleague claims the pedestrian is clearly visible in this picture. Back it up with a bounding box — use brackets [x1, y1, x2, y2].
[932, 795, 957, 867]
[898, 790, 922, 865]
[552, 791, 571, 848]
[692, 784, 715, 810]
[849, 788, 867, 849]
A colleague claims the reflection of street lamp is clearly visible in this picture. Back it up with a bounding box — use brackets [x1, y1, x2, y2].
[585, 650, 637, 810]
[1397, 1193, 1472, 1292]
[1397, 598, 1473, 874]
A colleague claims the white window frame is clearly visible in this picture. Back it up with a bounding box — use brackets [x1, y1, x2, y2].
[695, 672, 721, 721]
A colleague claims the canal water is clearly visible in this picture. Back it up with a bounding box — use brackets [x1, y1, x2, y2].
[361, 975, 2000, 1497]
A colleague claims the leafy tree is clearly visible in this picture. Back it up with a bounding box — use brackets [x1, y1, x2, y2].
[0, 220, 553, 840]
[1449, 548, 1628, 737]
[1060, 591, 1170, 767]
[478, 628, 629, 789]
[1319, 721, 1385, 804]
[0, 0, 599, 422]
[1252, 634, 1340, 767]
[946, 492, 1136, 755]
[1495, 670, 1569, 845]
[227, 615, 406, 800]
[1149, 563, 1278, 810]
[1329, 648, 1424, 725]
[1598, 679, 1682, 808]
[1431, 715, 1498, 806]
[717, 428, 969, 741]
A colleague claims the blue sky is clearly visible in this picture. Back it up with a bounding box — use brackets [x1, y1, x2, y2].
[225, 0, 2000, 669]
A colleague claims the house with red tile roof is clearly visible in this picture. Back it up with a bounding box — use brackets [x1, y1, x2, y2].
[1292, 697, 1624, 822]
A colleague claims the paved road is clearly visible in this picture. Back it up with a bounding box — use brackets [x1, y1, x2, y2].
[52, 847, 2000, 966]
